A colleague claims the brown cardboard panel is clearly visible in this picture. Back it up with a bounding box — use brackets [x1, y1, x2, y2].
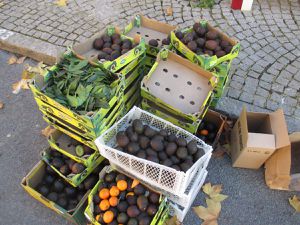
[247, 133, 275, 149]
[269, 109, 290, 149]
[144, 52, 215, 114]
[290, 132, 300, 174]
[126, 15, 176, 43]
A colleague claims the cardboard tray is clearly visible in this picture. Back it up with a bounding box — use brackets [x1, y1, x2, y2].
[30, 64, 123, 131]
[42, 147, 104, 187]
[21, 160, 89, 225]
[73, 26, 146, 72]
[123, 14, 177, 57]
[141, 50, 217, 123]
[170, 20, 240, 70]
[48, 129, 100, 167]
[84, 165, 169, 225]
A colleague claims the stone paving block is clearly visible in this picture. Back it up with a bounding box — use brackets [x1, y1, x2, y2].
[253, 95, 267, 108]
[239, 92, 254, 103]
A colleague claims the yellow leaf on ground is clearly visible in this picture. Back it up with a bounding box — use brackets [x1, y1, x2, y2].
[12, 79, 31, 94]
[165, 7, 173, 16]
[289, 195, 300, 212]
[202, 220, 218, 225]
[56, 0, 67, 7]
[41, 126, 56, 138]
[8, 56, 17, 65]
[0, 101, 4, 109]
[206, 198, 221, 216]
[202, 183, 227, 202]
[211, 194, 228, 202]
[193, 206, 217, 221]
[25, 62, 48, 76]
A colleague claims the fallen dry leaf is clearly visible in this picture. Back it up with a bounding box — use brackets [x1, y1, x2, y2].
[289, 195, 300, 212]
[165, 7, 173, 16]
[7, 55, 17, 65]
[193, 198, 221, 224]
[25, 62, 48, 76]
[0, 2, 4, 7]
[12, 80, 30, 94]
[164, 215, 181, 225]
[17, 56, 26, 64]
[202, 183, 228, 203]
[41, 126, 56, 138]
[55, 0, 68, 7]
[0, 101, 4, 109]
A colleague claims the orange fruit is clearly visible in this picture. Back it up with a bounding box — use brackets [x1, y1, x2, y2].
[99, 199, 110, 211]
[103, 210, 114, 223]
[117, 180, 128, 191]
[109, 196, 118, 207]
[95, 214, 103, 222]
[99, 188, 110, 199]
[131, 179, 140, 188]
[110, 186, 120, 197]
[200, 129, 209, 136]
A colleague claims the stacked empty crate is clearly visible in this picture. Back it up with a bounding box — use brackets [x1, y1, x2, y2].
[170, 20, 240, 107]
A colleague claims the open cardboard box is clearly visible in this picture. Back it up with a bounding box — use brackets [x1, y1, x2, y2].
[265, 132, 300, 191]
[231, 107, 289, 169]
[73, 27, 145, 72]
[141, 50, 217, 122]
[123, 14, 177, 56]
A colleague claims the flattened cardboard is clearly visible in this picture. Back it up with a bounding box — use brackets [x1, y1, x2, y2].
[143, 51, 217, 114]
[231, 107, 290, 169]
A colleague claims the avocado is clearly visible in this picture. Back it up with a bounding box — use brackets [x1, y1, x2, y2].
[44, 174, 55, 185]
[38, 185, 50, 196]
[171, 164, 181, 171]
[204, 50, 214, 56]
[148, 192, 159, 204]
[170, 155, 180, 164]
[176, 137, 187, 147]
[102, 34, 111, 43]
[117, 200, 129, 212]
[146, 155, 159, 163]
[176, 147, 188, 159]
[162, 158, 173, 167]
[196, 38, 205, 48]
[52, 157, 64, 168]
[127, 205, 140, 217]
[144, 126, 157, 137]
[102, 47, 113, 55]
[224, 45, 233, 54]
[47, 192, 58, 202]
[127, 142, 140, 154]
[205, 40, 218, 51]
[139, 216, 151, 225]
[150, 138, 164, 151]
[83, 175, 97, 190]
[206, 31, 218, 40]
[167, 134, 177, 142]
[146, 148, 157, 157]
[57, 197, 68, 208]
[113, 38, 122, 45]
[187, 41, 197, 52]
[146, 204, 158, 216]
[215, 50, 226, 58]
[128, 218, 138, 225]
[180, 162, 192, 172]
[162, 38, 170, 45]
[148, 39, 159, 47]
[111, 50, 121, 60]
[134, 184, 146, 195]
[111, 33, 121, 40]
[187, 140, 198, 155]
[137, 151, 147, 159]
[194, 148, 205, 161]
[93, 38, 104, 50]
[103, 42, 111, 48]
[117, 212, 129, 224]
[66, 159, 75, 170]
[137, 195, 148, 211]
[126, 126, 134, 136]
[116, 174, 127, 182]
[195, 26, 207, 37]
[71, 163, 85, 174]
[121, 48, 130, 54]
[65, 186, 77, 197]
[122, 40, 132, 49]
[94, 205, 101, 215]
[166, 142, 177, 156]
[139, 136, 150, 149]
[93, 195, 101, 205]
[53, 180, 64, 192]
[175, 31, 184, 40]
[60, 164, 71, 176]
[158, 151, 168, 161]
[129, 132, 139, 142]
[83, 145, 94, 155]
[116, 131, 130, 147]
[132, 119, 144, 134]
[105, 172, 116, 183]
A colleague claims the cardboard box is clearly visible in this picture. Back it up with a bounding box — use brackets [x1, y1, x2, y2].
[264, 133, 300, 191]
[123, 14, 177, 57]
[84, 166, 169, 225]
[170, 20, 240, 70]
[21, 160, 89, 225]
[141, 50, 217, 123]
[231, 108, 289, 169]
[73, 27, 146, 72]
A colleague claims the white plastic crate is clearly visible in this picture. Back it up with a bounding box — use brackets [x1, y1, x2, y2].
[95, 106, 212, 196]
[169, 170, 208, 222]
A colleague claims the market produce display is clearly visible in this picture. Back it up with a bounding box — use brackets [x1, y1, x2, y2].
[92, 171, 161, 225]
[197, 121, 217, 144]
[175, 22, 234, 57]
[34, 163, 103, 210]
[115, 119, 205, 172]
[43, 53, 118, 114]
[93, 33, 136, 61]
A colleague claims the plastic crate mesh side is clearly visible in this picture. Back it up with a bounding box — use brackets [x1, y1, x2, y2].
[116, 152, 130, 169]
[145, 164, 160, 183]
[131, 158, 145, 175]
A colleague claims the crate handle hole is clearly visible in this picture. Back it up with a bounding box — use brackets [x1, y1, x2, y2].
[137, 31, 141, 34]
[155, 82, 160, 86]
[145, 34, 149, 37]
[156, 38, 160, 41]
[187, 81, 192, 85]
[173, 74, 178, 78]
[165, 88, 170, 92]
[197, 87, 201, 91]
[163, 68, 168, 73]
[179, 95, 184, 99]
[190, 101, 195, 105]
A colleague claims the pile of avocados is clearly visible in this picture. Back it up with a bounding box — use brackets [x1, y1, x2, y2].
[148, 35, 171, 48]
[115, 119, 205, 172]
[93, 171, 160, 225]
[197, 121, 217, 144]
[175, 22, 234, 58]
[56, 137, 94, 158]
[35, 162, 107, 211]
[93, 33, 137, 61]
[48, 148, 86, 176]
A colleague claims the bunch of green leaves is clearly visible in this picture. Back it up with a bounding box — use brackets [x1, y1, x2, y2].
[43, 53, 118, 115]
[193, 0, 215, 8]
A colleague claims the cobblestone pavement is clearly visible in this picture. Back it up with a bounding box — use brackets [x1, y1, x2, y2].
[1, 0, 300, 121]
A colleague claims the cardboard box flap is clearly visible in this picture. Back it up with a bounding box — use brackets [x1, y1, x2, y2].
[269, 109, 290, 149]
[290, 132, 300, 175]
[239, 107, 249, 149]
[247, 133, 275, 149]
